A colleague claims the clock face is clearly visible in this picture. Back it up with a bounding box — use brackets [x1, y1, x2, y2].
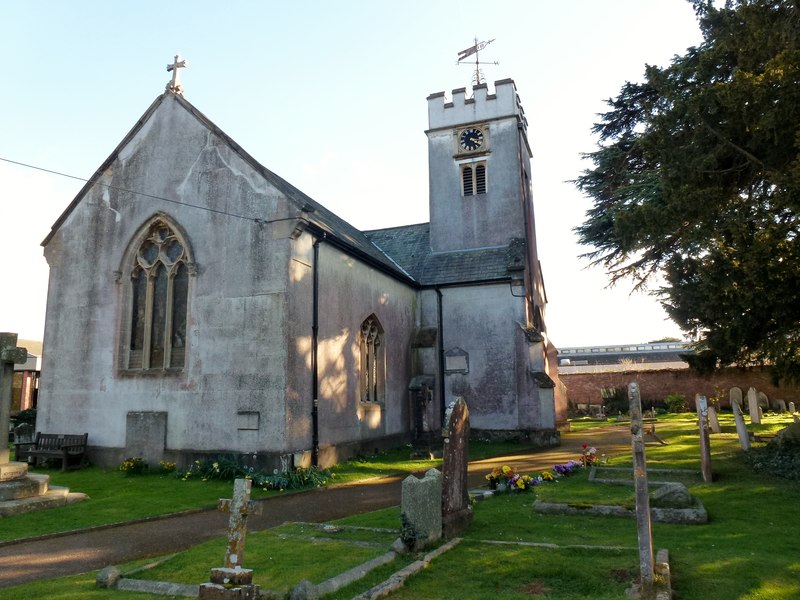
[459, 127, 484, 151]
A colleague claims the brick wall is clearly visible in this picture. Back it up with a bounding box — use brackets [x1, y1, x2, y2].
[560, 366, 800, 408]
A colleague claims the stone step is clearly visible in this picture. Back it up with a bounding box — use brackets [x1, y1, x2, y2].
[0, 473, 50, 501]
[0, 487, 88, 517]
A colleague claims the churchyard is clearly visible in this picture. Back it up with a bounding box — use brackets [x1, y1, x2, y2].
[3, 408, 799, 599]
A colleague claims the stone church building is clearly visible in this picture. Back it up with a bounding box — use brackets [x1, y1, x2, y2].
[36, 72, 565, 469]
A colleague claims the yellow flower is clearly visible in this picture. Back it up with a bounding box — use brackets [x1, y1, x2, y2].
[502, 465, 512, 476]
[516, 479, 526, 489]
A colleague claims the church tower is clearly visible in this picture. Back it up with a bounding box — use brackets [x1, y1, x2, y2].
[426, 79, 548, 333]
[426, 79, 533, 254]
[421, 79, 563, 437]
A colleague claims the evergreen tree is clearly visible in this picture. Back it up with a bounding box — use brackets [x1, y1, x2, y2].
[575, 0, 800, 381]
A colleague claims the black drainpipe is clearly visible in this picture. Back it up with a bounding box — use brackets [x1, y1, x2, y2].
[311, 235, 323, 467]
[436, 287, 446, 426]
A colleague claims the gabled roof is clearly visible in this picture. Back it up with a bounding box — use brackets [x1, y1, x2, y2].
[41, 93, 415, 284]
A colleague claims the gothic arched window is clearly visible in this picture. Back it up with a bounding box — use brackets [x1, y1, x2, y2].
[123, 217, 194, 371]
[360, 315, 385, 403]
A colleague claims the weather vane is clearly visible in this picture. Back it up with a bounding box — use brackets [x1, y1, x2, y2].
[456, 37, 498, 86]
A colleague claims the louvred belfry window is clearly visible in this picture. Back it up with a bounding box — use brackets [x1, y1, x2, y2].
[462, 166, 474, 196]
[461, 162, 487, 196]
[475, 164, 486, 194]
[126, 218, 193, 371]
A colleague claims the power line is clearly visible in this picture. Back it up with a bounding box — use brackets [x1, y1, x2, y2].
[0, 156, 283, 225]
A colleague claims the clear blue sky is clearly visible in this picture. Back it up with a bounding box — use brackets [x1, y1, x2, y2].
[0, 0, 703, 346]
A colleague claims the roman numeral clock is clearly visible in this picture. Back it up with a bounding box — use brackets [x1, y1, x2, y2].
[459, 127, 484, 152]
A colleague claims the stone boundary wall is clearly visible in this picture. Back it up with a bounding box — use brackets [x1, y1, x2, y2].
[560, 366, 800, 407]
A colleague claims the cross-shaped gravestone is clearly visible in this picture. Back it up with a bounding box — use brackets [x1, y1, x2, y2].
[199, 478, 263, 600]
[219, 478, 262, 569]
[165, 54, 188, 94]
[1, 333, 28, 470]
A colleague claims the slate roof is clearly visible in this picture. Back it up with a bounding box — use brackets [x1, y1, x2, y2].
[364, 223, 519, 286]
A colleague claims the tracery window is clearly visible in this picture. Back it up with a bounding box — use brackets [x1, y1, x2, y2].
[360, 315, 385, 403]
[124, 218, 193, 371]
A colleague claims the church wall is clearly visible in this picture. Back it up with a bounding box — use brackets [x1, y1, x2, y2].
[308, 242, 417, 460]
[38, 95, 305, 466]
[431, 284, 527, 430]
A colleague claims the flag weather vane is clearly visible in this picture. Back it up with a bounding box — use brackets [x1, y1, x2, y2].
[457, 37, 498, 86]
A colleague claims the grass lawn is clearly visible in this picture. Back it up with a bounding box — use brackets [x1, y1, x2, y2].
[4, 413, 800, 599]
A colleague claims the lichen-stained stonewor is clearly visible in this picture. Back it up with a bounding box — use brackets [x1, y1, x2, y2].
[441, 396, 472, 538]
[198, 478, 262, 600]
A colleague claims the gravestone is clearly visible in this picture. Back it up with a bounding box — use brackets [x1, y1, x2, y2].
[125, 411, 167, 467]
[12, 423, 35, 444]
[731, 396, 751, 451]
[747, 387, 761, 424]
[730, 387, 743, 410]
[707, 405, 721, 434]
[757, 391, 770, 409]
[199, 478, 263, 600]
[776, 399, 787, 413]
[628, 382, 655, 596]
[650, 482, 693, 508]
[441, 396, 473, 538]
[790, 401, 797, 414]
[400, 468, 442, 551]
[695, 395, 713, 482]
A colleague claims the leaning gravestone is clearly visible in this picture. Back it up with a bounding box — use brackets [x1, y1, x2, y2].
[400, 468, 442, 551]
[790, 401, 797, 414]
[776, 399, 787, 413]
[628, 382, 655, 597]
[695, 395, 713, 483]
[731, 396, 751, 451]
[199, 478, 262, 600]
[747, 387, 761, 424]
[441, 396, 473, 538]
[707, 405, 721, 434]
[757, 391, 770, 409]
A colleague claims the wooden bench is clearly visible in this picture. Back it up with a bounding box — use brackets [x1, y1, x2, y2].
[14, 432, 88, 471]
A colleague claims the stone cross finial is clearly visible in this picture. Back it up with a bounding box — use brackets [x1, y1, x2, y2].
[166, 54, 188, 95]
[218, 478, 262, 569]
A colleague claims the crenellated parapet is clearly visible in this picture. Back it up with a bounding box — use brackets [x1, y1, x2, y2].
[427, 79, 528, 132]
